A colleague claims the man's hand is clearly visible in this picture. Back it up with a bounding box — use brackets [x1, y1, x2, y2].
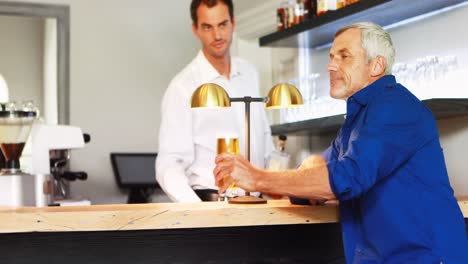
[213, 153, 259, 194]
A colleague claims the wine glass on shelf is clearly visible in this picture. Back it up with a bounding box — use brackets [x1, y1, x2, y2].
[414, 58, 428, 98]
[304, 73, 320, 120]
[308, 73, 320, 101]
[424, 56, 439, 96]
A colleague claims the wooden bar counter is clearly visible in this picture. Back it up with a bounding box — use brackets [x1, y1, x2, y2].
[1, 199, 467, 264]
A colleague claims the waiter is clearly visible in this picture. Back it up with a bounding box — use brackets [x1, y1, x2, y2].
[156, 0, 273, 202]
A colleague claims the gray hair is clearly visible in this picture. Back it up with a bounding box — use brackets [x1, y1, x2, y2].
[336, 22, 395, 75]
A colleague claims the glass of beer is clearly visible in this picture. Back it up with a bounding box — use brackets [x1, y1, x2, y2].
[217, 137, 239, 200]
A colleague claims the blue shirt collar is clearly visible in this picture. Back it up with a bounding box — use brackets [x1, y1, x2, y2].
[350, 75, 396, 106]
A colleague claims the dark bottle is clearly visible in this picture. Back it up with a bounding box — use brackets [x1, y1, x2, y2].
[277, 6, 285, 31]
[303, 0, 317, 20]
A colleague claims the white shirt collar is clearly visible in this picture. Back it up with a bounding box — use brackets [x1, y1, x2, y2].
[195, 50, 241, 81]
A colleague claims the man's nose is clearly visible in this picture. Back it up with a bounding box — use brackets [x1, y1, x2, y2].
[214, 27, 223, 40]
[327, 60, 337, 72]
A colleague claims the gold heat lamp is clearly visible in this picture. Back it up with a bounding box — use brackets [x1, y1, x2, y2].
[191, 83, 303, 204]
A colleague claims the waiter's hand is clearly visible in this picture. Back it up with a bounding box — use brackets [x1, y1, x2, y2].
[213, 153, 258, 194]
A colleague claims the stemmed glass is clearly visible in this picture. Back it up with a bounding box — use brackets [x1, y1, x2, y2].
[308, 73, 320, 101]
[414, 58, 428, 98]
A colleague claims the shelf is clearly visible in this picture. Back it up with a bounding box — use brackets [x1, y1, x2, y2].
[271, 114, 344, 136]
[259, 0, 467, 48]
[271, 98, 468, 136]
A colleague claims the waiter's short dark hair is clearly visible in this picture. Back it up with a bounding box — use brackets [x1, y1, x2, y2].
[190, 0, 234, 26]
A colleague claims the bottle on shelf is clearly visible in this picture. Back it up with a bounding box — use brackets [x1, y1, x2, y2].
[277, 1, 290, 31]
[276, 0, 353, 31]
[265, 135, 290, 199]
[277, 4, 286, 31]
[266, 135, 290, 171]
[328, 0, 338, 11]
[295, 0, 304, 24]
[317, 0, 328, 16]
[287, 0, 295, 28]
[337, 0, 345, 9]
[345, 0, 360, 6]
[303, 0, 317, 20]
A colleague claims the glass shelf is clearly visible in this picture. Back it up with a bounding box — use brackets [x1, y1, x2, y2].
[271, 98, 468, 135]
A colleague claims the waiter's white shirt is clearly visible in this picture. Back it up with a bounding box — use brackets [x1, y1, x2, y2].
[156, 50, 274, 202]
[0, 74, 9, 103]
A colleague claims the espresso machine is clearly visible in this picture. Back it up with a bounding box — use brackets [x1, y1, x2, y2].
[0, 101, 38, 206]
[30, 123, 89, 206]
[0, 101, 90, 207]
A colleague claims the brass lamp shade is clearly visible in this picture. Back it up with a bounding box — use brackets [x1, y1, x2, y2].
[191, 83, 231, 108]
[266, 83, 303, 109]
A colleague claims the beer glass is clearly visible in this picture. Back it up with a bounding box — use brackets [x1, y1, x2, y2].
[217, 137, 239, 200]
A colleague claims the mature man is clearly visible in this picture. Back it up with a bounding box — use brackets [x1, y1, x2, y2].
[156, 0, 273, 202]
[214, 22, 468, 263]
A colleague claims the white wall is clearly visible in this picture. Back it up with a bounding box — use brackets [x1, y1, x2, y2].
[252, 4, 468, 196]
[0, 15, 43, 111]
[4, 0, 200, 204]
[68, 0, 199, 204]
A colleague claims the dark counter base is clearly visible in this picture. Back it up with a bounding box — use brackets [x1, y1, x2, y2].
[2, 219, 467, 264]
[1, 223, 345, 264]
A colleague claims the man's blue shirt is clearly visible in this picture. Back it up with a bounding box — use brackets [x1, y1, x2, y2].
[323, 75, 468, 263]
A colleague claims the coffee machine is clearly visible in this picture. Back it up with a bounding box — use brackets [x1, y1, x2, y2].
[30, 123, 89, 206]
[0, 101, 90, 207]
[0, 101, 38, 206]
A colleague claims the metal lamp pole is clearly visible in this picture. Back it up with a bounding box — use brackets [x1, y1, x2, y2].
[230, 96, 268, 197]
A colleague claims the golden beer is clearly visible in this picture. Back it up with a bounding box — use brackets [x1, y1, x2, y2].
[217, 137, 239, 155]
[216, 137, 239, 195]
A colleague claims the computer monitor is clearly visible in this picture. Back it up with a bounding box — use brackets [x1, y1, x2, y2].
[110, 152, 158, 203]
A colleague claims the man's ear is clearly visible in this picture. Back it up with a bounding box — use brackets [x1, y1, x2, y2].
[192, 23, 200, 39]
[231, 16, 236, 31]
[371, 55, 387, 76]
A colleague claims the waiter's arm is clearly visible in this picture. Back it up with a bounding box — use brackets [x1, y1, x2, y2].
[156, 82, 201, 202]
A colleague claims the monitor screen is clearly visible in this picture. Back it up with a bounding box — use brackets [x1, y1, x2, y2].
[110, 153, 159, 188]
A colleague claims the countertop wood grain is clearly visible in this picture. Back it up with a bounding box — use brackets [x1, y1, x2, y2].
[1, 198, 466, 234]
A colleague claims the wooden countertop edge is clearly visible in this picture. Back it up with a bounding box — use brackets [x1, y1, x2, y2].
[0, 200, 337, 233]
[0, 198, 466, 234]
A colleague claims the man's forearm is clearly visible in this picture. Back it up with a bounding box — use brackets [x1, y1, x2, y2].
[255, 166, 335, 200]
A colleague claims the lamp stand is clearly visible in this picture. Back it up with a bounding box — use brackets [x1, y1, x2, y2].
[228, 97, 268, 204]
[190, 83, 303, 204]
